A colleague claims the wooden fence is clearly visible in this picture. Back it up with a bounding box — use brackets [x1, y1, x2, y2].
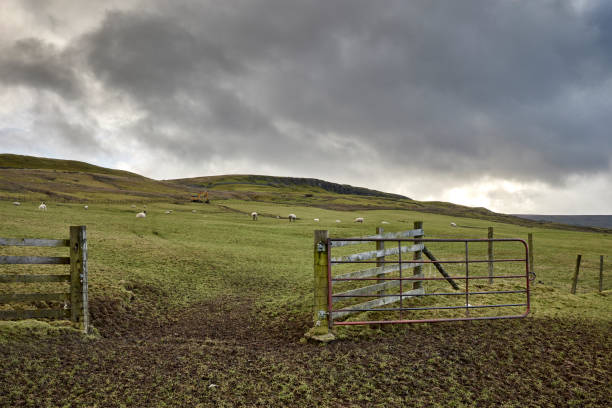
[307, 223, 426, 340]
[0, 226, 89, 332]
[571, 254, 606, 294]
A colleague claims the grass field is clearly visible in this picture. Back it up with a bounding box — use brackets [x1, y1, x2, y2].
[0, 198, 610, 407]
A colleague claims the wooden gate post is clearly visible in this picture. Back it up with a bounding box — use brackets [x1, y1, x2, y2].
[488, 227, 494, 284]
[376, 227, 385, 291]
[305, 230, 335, 342]
[599, 255, 604, 293]
[70, 226, 89, 333]
[571, 254, 581, 294]
[413, 221, 423, 290]
[528, 233, 534, 280]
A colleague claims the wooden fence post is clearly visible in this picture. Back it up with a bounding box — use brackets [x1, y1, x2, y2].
[70, 226, 89, 333]
[600, 255, 604, 293]
[305, 230, 335, 342]
[488, 227, 494, 284]
[413, 221, 423, 290]
[376, 227, 385, 291]
[571, 254, 581, 294]
[528, 233, 534, 281]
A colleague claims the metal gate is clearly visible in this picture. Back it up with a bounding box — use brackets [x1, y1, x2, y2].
[327, 237, 531, 327]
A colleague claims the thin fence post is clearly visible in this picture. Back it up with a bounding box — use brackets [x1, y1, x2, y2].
[305, 230, 335, 341]
[600, 255, 604, 293]
[413, 221, 423, 290]
[528, 233, 534, 281]
[488, 227, 494, 284]
[571, 254, 581, 294]
[70, 226, 89, 332]
[376, 227, 385, 291]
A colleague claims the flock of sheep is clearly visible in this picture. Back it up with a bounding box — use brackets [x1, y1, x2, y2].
[13, 201, 458, 227]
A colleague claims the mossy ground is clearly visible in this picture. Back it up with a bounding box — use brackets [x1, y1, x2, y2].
[0, 199, 610, 407]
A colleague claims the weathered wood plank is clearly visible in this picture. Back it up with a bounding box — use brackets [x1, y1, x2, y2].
[331, 244, 424, 262]
[333, 274, 424, 300]
[0, 308, 70, 320]
[0, 256, 70, 265]
[0, 274, 70, 283]
[330, 229, 424, 247]
[0, 293, 70, 303]
[70, 226, 88, 331]
[332, 287, 425, 319]
[333, 262, 420, 281]
[0, 238, 70, 247]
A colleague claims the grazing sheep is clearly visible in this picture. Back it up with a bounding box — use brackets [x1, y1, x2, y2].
[313, 218, 319, 222]
[192, 209, 197, 213]
[131, 204, 137, 208]
[12, 202, 20, 206]
[84, 205, 89, 210]
[165, 210, 172, 214]
[354, 217, 364, 223]
[288, 213, 296, 222]
[335, 219, 341, 223]
[251, 212, 258, 220]
[381, 221, 389, 224]
[136, 210, 147, 218]
[450, 222, 457, 227]
[38, 202, 47, 211]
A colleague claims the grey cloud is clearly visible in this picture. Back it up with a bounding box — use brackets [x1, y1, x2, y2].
[0, 38, 82, 98]
[2, 0, 612, 205]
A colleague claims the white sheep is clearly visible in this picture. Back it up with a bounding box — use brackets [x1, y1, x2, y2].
[313, 218, 319, 222]
[192, 210, 197, 213]
[131, 204, 137, 208]
[38, 202, 47, 211]
[450, 222, 457, 227]
[335, 219, 341, 223]
[288, 213, 296, 222]
[165, 210, 172, 214]
[251, 212, 258, 220]
[354, 217, 364, 223]
[381, 221, 389, 224]
[12, 202, 20, 206]
[84, 205, 89, 210]
[136, 210, 147, 218]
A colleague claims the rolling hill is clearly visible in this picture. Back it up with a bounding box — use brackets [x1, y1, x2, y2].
[1, 154, 609, 233]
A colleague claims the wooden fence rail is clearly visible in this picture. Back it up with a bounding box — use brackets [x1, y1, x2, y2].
[0, 226, 89, 332]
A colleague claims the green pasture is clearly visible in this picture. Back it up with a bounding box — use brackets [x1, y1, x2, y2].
[0, 198, 609, 339]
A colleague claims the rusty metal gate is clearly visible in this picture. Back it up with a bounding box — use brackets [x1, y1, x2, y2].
[327, 237, 532, 327]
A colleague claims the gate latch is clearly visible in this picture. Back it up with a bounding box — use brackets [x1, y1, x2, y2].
[316, 242, 326, 252]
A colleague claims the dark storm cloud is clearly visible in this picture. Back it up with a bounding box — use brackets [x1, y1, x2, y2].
[0, 38, 82, 98]
[3, 0, 611, 190]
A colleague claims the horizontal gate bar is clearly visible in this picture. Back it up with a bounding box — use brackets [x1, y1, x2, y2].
[333, 314, 529, 326]
[0, 293, 70, 303]
[330, 229, 424, 248]
[0, 238, 70, 247]
[333, 263, 418, 281]
[0, 256, 71, 265]
[331, 258, 526, 264]
[331, 244, 425, 262]
[332, 274, 525, 282]
[0, 274, 71, 283]
[333, 303, 527, 313]
[331, 288, 424, 320]
[332, 275, 424, 300]
[332, 290, 527, 298]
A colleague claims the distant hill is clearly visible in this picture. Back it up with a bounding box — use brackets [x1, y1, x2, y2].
[168, 174, 408, 200]
[1, 154, 610, 233]
[514, 214, 612, 229]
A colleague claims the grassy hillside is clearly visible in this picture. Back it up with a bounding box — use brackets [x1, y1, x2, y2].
[0, 199, 610, 406]
[0, 154, 188, 203]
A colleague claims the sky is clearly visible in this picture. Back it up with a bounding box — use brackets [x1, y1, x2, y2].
[0, 0, 611, 215]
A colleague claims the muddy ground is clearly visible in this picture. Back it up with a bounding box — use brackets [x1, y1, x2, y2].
[1, 297, 610, 407]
